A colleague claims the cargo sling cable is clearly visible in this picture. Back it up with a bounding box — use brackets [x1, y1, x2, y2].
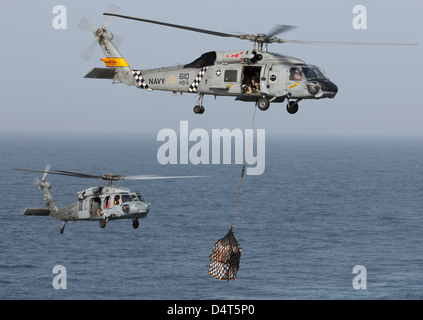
[231, 105, 257, 230]
[208, 105, 258, 281]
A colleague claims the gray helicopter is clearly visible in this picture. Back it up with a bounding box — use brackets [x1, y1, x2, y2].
[81, 11, 415, 114]
[14, 164, 202, 234]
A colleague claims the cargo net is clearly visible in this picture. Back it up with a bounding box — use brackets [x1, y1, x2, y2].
[208, 229, 241, 281]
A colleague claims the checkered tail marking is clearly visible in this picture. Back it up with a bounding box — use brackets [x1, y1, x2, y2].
[188, 67, 208, 93]
[131, 70, 149, 89]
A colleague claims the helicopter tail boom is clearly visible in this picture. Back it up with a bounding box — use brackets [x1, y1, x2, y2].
[96, 30, 139, 87]
[38, 180, 59, 215]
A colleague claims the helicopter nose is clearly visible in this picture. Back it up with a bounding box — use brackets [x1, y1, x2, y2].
[323, 80, 338, 93]
[316, 79, 338, 98]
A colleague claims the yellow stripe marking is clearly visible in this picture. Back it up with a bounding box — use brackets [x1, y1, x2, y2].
[101, 57, 129, 67]
[289, 82, 300, 89]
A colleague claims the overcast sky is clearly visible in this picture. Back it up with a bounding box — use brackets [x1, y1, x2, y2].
[0, 0, 421, 136]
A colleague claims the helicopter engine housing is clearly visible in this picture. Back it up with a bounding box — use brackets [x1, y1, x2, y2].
[215, 51, 255, 64]
[77, 186, 104, 199]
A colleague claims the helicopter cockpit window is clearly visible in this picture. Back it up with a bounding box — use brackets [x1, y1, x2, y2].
[289, 67, 303, 81]
[136, 193, 145, 202]
[121, 194, 132, 203]
[184, 51, 217, 68]
[311, 66, 327, 79]
[301, 66, 318, 80]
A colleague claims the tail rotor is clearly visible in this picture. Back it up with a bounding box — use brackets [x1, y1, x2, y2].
[41, 163, 51, 182]
[24, 163, 51, 190]
[102, 4, 120, 29]
[78, 4, 123, 61]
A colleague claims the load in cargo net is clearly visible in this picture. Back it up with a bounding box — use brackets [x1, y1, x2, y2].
[208, 229, 241, 281]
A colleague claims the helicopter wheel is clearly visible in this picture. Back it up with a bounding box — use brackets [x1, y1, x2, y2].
[193, 105, 205, 114]
[257, 97, 270, 111]
[132, 219, 139, 229]
[287, 101, 299, 114]
[99, 219, 106, 229]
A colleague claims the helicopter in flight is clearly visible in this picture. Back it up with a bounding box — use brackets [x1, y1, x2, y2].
[14, 164, 202, 234]
[80, 10, 416, 115]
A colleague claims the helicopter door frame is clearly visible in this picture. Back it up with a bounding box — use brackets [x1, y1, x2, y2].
[104, 196, 110, 209]
[224, 67, 242, 94]
[206, 65, 242, 94]
[89, 197, 101, 219]
[242, 66, 262, 96]
[206, 65, 225, 90]
[260, 65, 268, 95]
[77, 199, 90, 219]
[265, 65, 287, 98]
[287, 65, 308, 98]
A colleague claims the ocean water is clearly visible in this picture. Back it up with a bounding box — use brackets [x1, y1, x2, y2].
[0, 132, 422, 300]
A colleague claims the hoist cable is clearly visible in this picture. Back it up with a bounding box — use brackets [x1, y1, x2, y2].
[231, 105, 258, 229]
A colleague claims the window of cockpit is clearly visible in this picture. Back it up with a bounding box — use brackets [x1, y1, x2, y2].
[289, 67, 303, 81]
[136, 193, 145, 202]
[311, 67, 327, 79]
[301, 66, 317, 80]
[121, 194, 132, 203]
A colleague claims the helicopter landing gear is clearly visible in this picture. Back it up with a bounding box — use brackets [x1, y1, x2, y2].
[60, 221, 66, 234]
[132, 218, 139, 229]
[286, 99, 301, 114]
[257, 96, 270, 111]
[194, 105, 205, 114]
[193, 94, 205, 114]
[99, 219, 106, 229]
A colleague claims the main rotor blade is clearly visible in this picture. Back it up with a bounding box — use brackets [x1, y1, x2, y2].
[281, 39, 417, 46]
[13, 168, 51, 175]
[124, 175, 206, 180]
[14, 168, 206, 182]
[103, 13, 240, 38]
[102, 4, 120, 28]
[267, 25, 297, 38]
[13, 168, 103, 180]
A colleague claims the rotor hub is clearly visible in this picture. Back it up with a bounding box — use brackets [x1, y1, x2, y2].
[96, 28, 104, 37]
